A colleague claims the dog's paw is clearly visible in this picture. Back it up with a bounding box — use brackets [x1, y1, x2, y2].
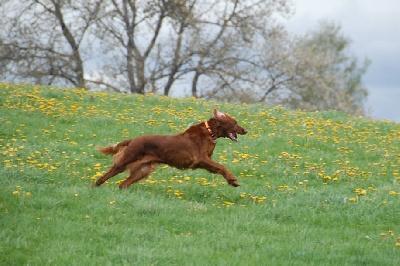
[229, 180, 240, 187]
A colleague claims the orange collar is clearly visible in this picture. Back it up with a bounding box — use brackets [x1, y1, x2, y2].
[204, 121, 217, 141]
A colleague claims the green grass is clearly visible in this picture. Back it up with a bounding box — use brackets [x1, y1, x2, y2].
[1, 83, 399, 265]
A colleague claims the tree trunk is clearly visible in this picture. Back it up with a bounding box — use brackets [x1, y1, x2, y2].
[53, 1, 86, 89]
[127, 39, 137, 94]
[191, 70, 201, 98]
[136, 57, 145, 94]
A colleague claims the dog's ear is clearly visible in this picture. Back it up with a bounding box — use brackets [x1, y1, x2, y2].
[213, 109, 226, 119]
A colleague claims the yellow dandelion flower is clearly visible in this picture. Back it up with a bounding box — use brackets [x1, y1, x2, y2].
[355, 188, 367, 196]
[12, 191, 19, 195]
[257, 197, 267, 203]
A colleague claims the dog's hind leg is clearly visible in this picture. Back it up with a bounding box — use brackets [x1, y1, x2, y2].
[93, 140, 146, 187]
[119, 163, 159, 189]
[92, 163, 128, 187]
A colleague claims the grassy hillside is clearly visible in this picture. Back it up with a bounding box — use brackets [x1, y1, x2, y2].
[1, 83, 399, 265]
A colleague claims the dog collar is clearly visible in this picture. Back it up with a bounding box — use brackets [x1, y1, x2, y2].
[204, 121, 217, 142]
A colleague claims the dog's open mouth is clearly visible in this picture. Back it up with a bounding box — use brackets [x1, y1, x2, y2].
[228, 132, 238, 142]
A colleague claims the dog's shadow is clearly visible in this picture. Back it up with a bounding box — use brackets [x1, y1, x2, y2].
[134, 175, 244, 206]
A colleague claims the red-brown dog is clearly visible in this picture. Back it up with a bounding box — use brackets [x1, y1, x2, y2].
[93, 109, 247, 189]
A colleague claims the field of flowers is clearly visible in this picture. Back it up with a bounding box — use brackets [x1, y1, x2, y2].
[1, 83, 399, 264]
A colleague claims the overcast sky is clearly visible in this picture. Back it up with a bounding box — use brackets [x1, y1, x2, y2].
[284, 0, 400, 123]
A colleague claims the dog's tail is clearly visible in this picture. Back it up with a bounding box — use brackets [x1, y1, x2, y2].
[97, 139, 132, 156]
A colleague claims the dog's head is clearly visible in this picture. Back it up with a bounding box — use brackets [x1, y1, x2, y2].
[211, 109, 247, 142]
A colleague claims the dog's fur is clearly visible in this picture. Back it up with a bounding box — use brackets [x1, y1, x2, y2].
[92, 109, 247, 189]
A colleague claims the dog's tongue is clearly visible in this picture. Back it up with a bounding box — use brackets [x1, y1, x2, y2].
[229, 132, 238, 142]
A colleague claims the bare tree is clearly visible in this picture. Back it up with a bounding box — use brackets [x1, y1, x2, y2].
[93, 0, 191, 94]
[0, 0, 103, 89]
[0, 0, 292, 96]
[93, 0, 291, 95]
[202, 23, 295, 103]
[188, 0, 292, 98]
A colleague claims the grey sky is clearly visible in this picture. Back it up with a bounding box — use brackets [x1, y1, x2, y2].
[284, 0, 400, 122]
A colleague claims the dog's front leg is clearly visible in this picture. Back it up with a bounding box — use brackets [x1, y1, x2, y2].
[198, 158, 240, 187]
